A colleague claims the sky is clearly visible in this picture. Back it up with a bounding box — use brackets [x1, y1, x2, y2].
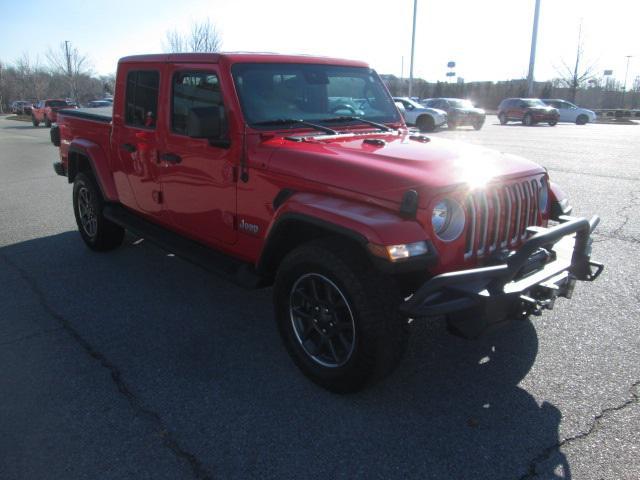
[1, 0, 639, 86]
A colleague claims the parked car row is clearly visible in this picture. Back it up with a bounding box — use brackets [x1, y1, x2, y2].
[392, 95, 596, 132]
[7, 98, 113, 127]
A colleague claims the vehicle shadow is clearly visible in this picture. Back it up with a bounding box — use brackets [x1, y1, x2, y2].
[0, 232, 571, 479]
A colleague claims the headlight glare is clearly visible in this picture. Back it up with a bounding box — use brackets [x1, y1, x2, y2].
[432, 200, 450, 234]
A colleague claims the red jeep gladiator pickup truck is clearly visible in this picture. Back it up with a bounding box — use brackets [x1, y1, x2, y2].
[51, 53, 603, 392]
[32, 98, 77, 127]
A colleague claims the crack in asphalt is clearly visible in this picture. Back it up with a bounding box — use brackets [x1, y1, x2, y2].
[519, 379, 640, 480]
[592, 190, 640, 245]
[0, 253, 214, 480]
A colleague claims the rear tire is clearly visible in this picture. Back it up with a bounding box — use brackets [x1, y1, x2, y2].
[523, 113, 534, 126]
[417, 115, 435, 132]
[472, 118, 485, 130]
[274, 239, 409, 393]
[498, 113, 507, 125]
[576, 114, 588, 125]
[32, 115, 39, 127]
[73, 173, 124, 251]
[44, 116, 52, 128]
[548, 119, 557, 126]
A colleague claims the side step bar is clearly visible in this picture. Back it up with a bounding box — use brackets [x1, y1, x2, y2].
[103, 204, 263, 289]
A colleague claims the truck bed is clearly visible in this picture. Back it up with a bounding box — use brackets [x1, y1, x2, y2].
[58, 106, 112, 123]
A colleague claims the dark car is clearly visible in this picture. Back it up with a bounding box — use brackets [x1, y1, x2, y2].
[498, 98, 559, 126]
[86, 100, 113, 108]
[421, 98, 486, 130]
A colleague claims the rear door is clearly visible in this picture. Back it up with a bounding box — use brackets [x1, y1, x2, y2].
[158, 65, 237, 246]
[111, 68, 164, 218]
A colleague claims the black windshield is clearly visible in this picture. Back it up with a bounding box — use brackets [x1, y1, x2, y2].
[232, 63, 401, 128]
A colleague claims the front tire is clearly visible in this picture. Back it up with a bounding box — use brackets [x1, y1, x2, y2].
[44, 116, 52, 128]
[473, 118, 485, 130]
[73, 173, 124, 251]
[498, 113, 507, 125]
[523, 113, 534, 126]
[32, 115, 39, 127]
[447, 120, 457, 130]
[548, 119, 558, 126]
[274, 239, 409, 393]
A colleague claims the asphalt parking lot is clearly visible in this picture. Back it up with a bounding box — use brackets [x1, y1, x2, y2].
[0, 115, 638, 480]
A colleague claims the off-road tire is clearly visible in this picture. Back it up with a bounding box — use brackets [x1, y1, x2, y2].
[73, 173, 124, 251]
[274, 238, 409, 393]
[32, 115, 39, 127]
[498, 113, 507, 125]
[417, 115, 435, 132]
[576, 114, 588, 125]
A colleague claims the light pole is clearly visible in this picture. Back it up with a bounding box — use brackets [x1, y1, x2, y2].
[622, 55, 633, 108]
[408, 0, 417, 98]
[527, 0, 541, 96]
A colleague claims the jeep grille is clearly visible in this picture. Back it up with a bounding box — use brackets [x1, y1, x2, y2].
[464, 178, 544, 259]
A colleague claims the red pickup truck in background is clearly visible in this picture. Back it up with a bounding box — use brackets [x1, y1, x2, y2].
[32, 99, 77, 127]
[50, 53, 603, 392]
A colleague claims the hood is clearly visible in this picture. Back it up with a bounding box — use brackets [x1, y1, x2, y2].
[266, 132, 544, 207]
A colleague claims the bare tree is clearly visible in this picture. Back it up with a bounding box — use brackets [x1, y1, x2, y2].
[163, 18, 222, 53]
[46, 41, 91, 102]
[554, 23, 596, 102]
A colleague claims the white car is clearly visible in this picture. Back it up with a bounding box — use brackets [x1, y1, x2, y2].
[393, 97, 447, 132]
[542, 99, 597, 125]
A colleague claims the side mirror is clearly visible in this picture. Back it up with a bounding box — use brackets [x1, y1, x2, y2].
[187, 105, 224, 139]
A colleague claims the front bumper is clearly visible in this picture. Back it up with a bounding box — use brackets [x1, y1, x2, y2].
[400, 215, 603, 336]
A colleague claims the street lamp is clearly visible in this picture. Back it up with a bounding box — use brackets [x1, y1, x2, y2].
[527, 0, 541, 96]
[622, 55, 633, 108]
[408, 0, 417, 98]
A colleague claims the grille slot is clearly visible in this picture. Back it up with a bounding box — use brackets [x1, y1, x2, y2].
[464, 179, 542, 260]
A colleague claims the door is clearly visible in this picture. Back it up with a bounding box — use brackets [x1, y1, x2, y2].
[158, 67, 237, 246]
[111, 68, 164, 218]
[556, 101, 573, 122]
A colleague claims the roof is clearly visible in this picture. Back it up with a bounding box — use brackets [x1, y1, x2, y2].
[118, 52, 369, 68]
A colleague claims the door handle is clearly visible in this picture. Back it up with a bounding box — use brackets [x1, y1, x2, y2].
[121, 143, 136, 153]
[160, 153, 182, 164]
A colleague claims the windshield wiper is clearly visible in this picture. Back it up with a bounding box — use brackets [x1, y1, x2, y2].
[321, 116, 392, 132]
[252, 118, 338, 135]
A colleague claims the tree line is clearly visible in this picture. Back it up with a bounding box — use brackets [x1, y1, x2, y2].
[0, 42, 115, 113]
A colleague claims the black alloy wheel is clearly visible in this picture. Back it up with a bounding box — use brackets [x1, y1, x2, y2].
[289, 273, 356, 368]
[274, 238, 409, 393]
[73, 173, 124, 251]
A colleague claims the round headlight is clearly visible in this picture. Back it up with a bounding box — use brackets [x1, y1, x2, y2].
[538, 179, 549, 212]
[432, 199, 465, 241]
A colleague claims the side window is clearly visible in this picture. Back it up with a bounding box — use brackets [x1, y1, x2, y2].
[125, 70, 160, 128]
[172, 71, 223, 135]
